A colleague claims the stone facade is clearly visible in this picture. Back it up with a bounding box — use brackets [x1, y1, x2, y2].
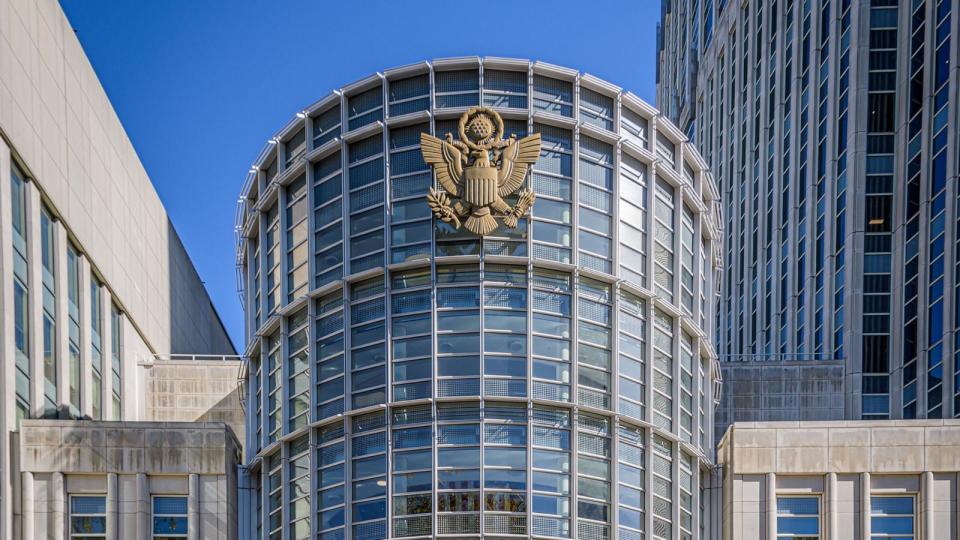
[19, 420, 239, 539]
[0, 1, 236, 538]
[715, 359, 845, 447]
[718, 420, 960, 539]
[139, 358, 245, 454]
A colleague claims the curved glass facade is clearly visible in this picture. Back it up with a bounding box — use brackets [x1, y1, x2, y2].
[237, 58, 722, 540]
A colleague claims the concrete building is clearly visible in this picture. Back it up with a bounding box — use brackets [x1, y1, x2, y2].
[18, 420, 240, 540]
[657, 0, 960, 420]
[0, 0, 239, 538]
[236, 58, 724, 539]
[138, 355, 247, 454]
[718, 420, 960, 539]
[714, 356, 845, 448]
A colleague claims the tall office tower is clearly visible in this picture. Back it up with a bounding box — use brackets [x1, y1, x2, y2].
[658, 0, 960, 420]
[0, 1, 239, 539]
[236, 57, 724, 540]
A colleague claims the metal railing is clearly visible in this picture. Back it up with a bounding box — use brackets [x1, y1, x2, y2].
[720, 353, 844, 363]
[149, 353, 244, 362]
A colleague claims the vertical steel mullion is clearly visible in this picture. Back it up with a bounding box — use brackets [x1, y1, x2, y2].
[306, 296, 318, 540]
[527, 61, 535, 261]
[478, 258, 486, 538]
[278, 426, 289, 540]
[671, 286, 683, 540]
[646, 126, 658, 298]
[610, 286, 621, 539]
[572, 74, 582, 274]
[643, 302, 655, 538]
[611, 91, 622, 281]
[340, 93, 351, 275]
[340, 81, 353, 535]
[570, 274, 580, 534]
[279, 172, 291, 312]
[692, 454, 702, 540]
[475, 64, 488, 536]
[343, 410, 354, 539]
[384, 413, 392, 539]
[526, 262, 534, 535]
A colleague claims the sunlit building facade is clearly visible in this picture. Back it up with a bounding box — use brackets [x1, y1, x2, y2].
[237, 57, 723, 540]
[658, 0, 960, 420]
[0, 1, 238, 538]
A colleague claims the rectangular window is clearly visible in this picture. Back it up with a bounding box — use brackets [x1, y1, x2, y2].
[90, 278, 103, 419]
[434, 69, 479, 109]
[287, 309, 310, 432]
[67, 244, 82, 414]
[656, 132, 676, 166]
[152, 496, 188, 538]
[267, 454, 282, 538]
[313, 152, 344, 288]
[266, 333, 282, 443]
[871, 496, 914, 539]
[316, 422, 346, 537]
[483, 69, 527, 109]
[40, 207, 57, 414]
[11, 165, 30, 419]
[285, 128, 306, 168]
[621, 107, 649, 145]
[580, 87, 614, 130]
[287, 436, 311, 538]
[347, 85, 384, 131]
[388, 74, 430, 117]
[70, 495, 106, 539]
[653, 177, 676, 303]
[111, 305, 122, 420]
[532, 75, 573, 117]
[389, 124, 431, 264]
[265, 203, 281, 315]
[286, 174, 309, 301]
[312, 105, 341, 147]
[777, 496, 820, 538]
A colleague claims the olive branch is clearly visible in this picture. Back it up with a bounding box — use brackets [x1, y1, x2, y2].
[426, 188, 461, 229]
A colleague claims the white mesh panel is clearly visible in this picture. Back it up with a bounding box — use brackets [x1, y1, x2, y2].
[484, 378, 526, 397]
[484, 514, 527, 535]
[392, 516, 431, 538]
[531, 516, 570, 537]
[578, 388, 611, 410]
[533, 381, 570, 402]
[653, 517, 672, 539]
[577, 520, 609, 540]
[437, 377, 480, 397]
[437, 514, 479, 534]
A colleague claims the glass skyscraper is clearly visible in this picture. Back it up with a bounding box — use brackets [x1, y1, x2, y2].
[236, 57, 723, 540]
[657, 0, 960, 419]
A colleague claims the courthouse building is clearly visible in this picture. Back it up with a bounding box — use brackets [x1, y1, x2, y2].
[235, 57, 724, 540]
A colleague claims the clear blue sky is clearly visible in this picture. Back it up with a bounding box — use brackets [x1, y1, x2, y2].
[59, 0, 663, 348]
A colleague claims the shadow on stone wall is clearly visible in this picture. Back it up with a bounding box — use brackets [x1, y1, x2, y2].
[142, 361, 246, 457]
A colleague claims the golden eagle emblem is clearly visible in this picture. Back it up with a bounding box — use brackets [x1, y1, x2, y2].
[421, 107, 541, 235]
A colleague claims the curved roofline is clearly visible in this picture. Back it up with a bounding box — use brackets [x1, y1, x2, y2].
[241, 56, 711, 189]
[233, 56, 719, 273]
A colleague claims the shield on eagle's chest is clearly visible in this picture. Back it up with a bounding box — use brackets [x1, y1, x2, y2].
[463, 165, 498, 207]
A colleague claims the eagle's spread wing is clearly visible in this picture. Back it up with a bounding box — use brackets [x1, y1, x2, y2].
[497, 133, 542, 196]
[420, 133, 463, 196]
